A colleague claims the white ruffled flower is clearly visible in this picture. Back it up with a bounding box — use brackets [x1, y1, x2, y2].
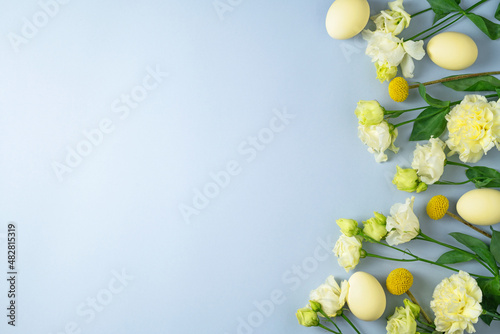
[430, 271, 482, 334]
[386, 299, 419, 334]
[385, 197, 419, 245]
[358, 121, 399, 162]
[333, 235, 363, 272]
[309, 275, 349, 317]
[445, 95, 500, 163]
[411, 137, 446, 184]
[362, 30, 425, 79]
[372, 0, 411, 36]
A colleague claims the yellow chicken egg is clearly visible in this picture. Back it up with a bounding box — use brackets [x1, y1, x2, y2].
[456, 189, 500, 226]
[426, 32, 478, 71]
[325, 0, 370, 40]
[347, 271, 386, 321]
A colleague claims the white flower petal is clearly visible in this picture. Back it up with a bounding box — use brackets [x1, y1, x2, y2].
[402, 40, 425, 60]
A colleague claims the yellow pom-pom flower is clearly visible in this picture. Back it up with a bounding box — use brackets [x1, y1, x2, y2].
[426, 195, 449, 220]
[386, 268, 413, 295]
[388, 77, 409, 102]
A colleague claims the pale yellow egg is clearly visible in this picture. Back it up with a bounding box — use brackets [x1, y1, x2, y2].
[426, 32, 478, 71]
[347, 271, 386, 321]
[325, 0, 370, 40]
[456, 189, 500, 226]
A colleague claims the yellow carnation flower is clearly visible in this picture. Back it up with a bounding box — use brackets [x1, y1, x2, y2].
[430, 271, 482, 334]
[445, 95, 500, 163]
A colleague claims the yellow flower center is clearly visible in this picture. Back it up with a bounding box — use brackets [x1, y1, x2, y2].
[426, 195, 449, 220]
[388, 77, 409, 102]
[386, 268, 413, 295]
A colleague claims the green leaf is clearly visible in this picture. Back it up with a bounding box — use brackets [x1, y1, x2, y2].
[450, 232, 499, 275]
[431, 0, 461, 22]
[436, 250, 475, 264]
[418, 84, 450, 108]
[496, 2, 500, 21]
[409, 107, 449, 141]
[433, 12, 449, 24]
[466, 166, 500, 188]
[478, 278, 500, 325]
[466, 13, 500, 40]
[441, 75, 500, 92]
[426, 0, 462, 15]
[491, 228, 500, 264]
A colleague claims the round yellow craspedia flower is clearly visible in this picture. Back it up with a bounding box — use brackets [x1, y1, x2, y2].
[386, 268, 413, 295]
[388, 77, 409, 102]
[426, 195, 449, 220]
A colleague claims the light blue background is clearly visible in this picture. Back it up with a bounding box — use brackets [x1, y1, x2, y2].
[0, 0, 499, 333]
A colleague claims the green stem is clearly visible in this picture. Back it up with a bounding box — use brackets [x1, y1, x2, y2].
[319, 309, 342, 333]
[360, 233, 493, 280]
[409, 0, 490, 41]
[416, 323, 435, 332]
[482, 309, 500, 320]
[318, 323, 340, 334]
[419, 14, 463, 41]
[408, 12, 461, 40]
[466, 0, 490, 13]
[418, 318, 436, 329]
[411, 7, 432, 18]
[434, 180, 472, 185]
[416, 232, 497, 276]
[445, 160, 470, 168]
[366, 253, 418, 262]
[385, 106, 427, 114]
[341, 314, 361, 334]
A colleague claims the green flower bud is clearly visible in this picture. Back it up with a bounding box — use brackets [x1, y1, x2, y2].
[416, 182, 428, 193]
[309, 300, 322, 312]
[362, 212, 387, 242]
[392, 166, 423, 193]
[296, 307, 319, 327]
[336, 218, 360, 237]
[375, 61, 398, 83]
[355, 100, 385, 125]
[404, 299, 420, 318]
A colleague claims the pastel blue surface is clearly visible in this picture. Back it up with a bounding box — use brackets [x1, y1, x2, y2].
[0, 0, 499, 333]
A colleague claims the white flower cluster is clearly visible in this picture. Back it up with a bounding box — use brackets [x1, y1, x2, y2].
[333, 196, 419, 273]
[362, 0, 425, 82]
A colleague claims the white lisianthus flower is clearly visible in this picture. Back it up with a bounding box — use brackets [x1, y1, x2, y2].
[430, 271, 482, 334]
[385, 196, 419, 245]
[309, 275, 349, 317]
[362, 30, 425, 80]
[372, 0, 411, 36]
[445, 95, 500, 163]
[386, 299, 419, 334]
[411, 137, 446, 184]
[358, 121, 399, 162]
[333, 235, 363, 273]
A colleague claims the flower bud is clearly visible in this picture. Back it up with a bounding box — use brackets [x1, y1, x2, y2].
[404, 299, 420, 318]
[296, 307, 319, 327]
[416, 182, 428, 193]
[375, 62, 398, 83]
[309, 300, 322, 312]
[355, 100, 385, 125]
[392, 166, 427, 193]
[336, 218, 360, 237]
[363, 212, 387, 242]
